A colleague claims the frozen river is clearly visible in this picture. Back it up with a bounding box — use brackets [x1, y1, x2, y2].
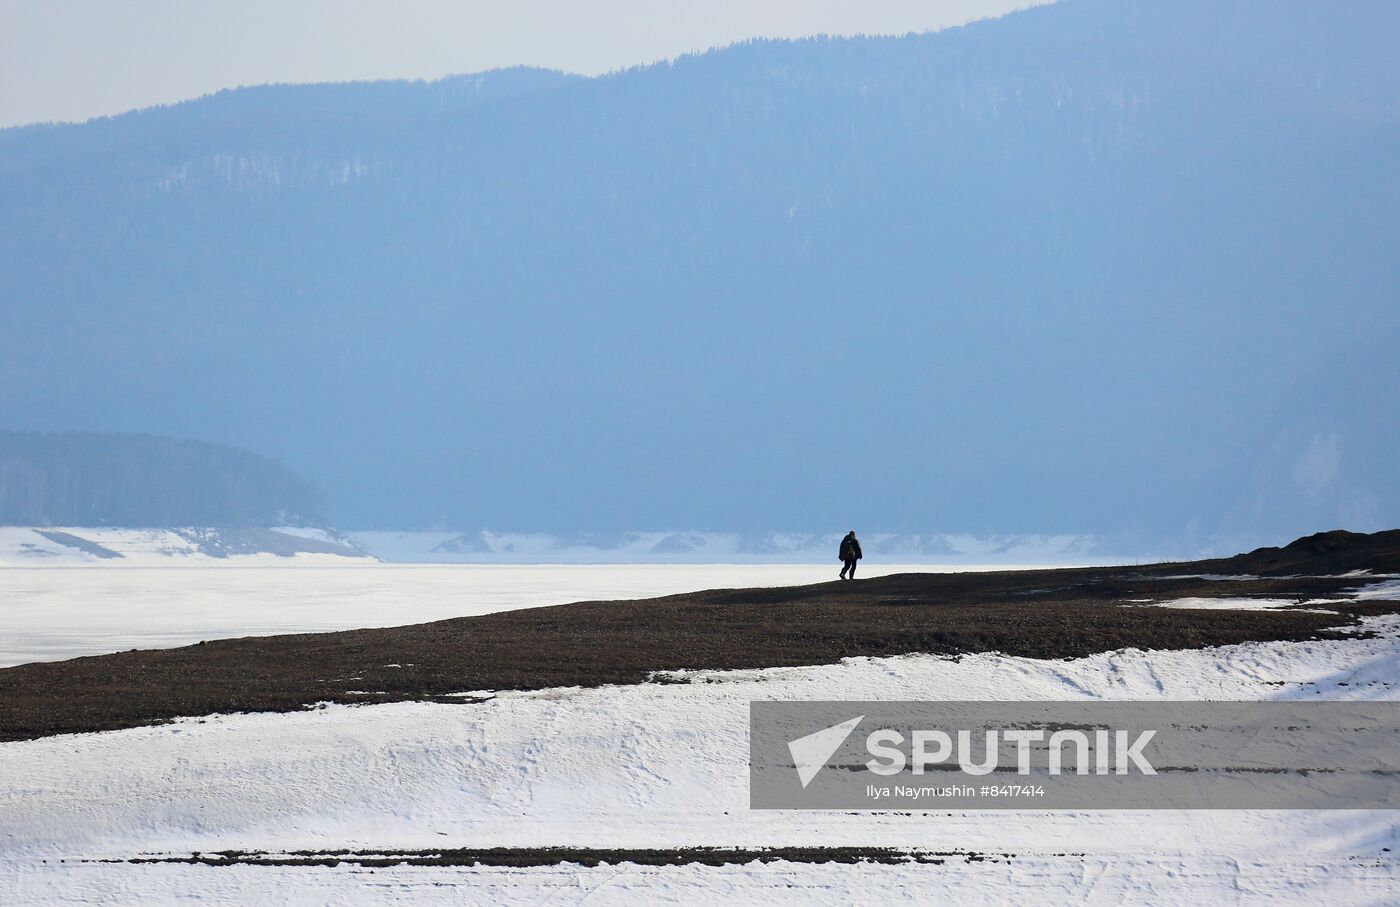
[0, 562, 1046, 667]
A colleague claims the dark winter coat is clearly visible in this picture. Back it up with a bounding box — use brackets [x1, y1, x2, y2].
[839, 533, 862, 562]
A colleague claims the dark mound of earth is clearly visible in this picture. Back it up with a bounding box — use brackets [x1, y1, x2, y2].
[112, 846, 978, 868]
[1, 529, 1397, 742]
[1173, 529, 1400, 577]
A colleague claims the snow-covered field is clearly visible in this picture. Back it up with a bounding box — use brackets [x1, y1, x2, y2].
[1, 564, 1396, 904]
[1134, 578, 1400, 612]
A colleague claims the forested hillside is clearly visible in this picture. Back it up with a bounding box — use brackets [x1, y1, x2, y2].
[2, 0, 1396, 544]
[0, 433, 322, 527]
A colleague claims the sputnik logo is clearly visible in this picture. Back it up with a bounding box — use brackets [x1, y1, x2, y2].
[787, 715, 864, 788]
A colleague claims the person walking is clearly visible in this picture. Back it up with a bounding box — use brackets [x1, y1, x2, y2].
[838, 530, 862, 580]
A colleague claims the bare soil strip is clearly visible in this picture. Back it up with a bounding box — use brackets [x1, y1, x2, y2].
[101, 847, 994, 868]
[2, 530, 1397, 742]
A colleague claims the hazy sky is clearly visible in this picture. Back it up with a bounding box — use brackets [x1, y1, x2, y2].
[1, 0, 1048, 129]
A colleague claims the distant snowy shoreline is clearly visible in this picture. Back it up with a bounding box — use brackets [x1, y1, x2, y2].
[0, 526, 367, 566]
[0, 525, 1159, 567]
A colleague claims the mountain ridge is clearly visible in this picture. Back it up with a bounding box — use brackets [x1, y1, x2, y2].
[2, 0, 1396, 542]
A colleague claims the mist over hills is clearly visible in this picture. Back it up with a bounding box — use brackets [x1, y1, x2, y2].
[2, 0, 1396, 546]
[0, 432, 322, 527]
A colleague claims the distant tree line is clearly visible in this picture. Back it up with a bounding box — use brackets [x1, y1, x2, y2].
[0, 432, 322, 527]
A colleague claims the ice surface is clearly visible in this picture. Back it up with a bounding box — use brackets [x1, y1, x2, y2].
[0, 563, 953, 667]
